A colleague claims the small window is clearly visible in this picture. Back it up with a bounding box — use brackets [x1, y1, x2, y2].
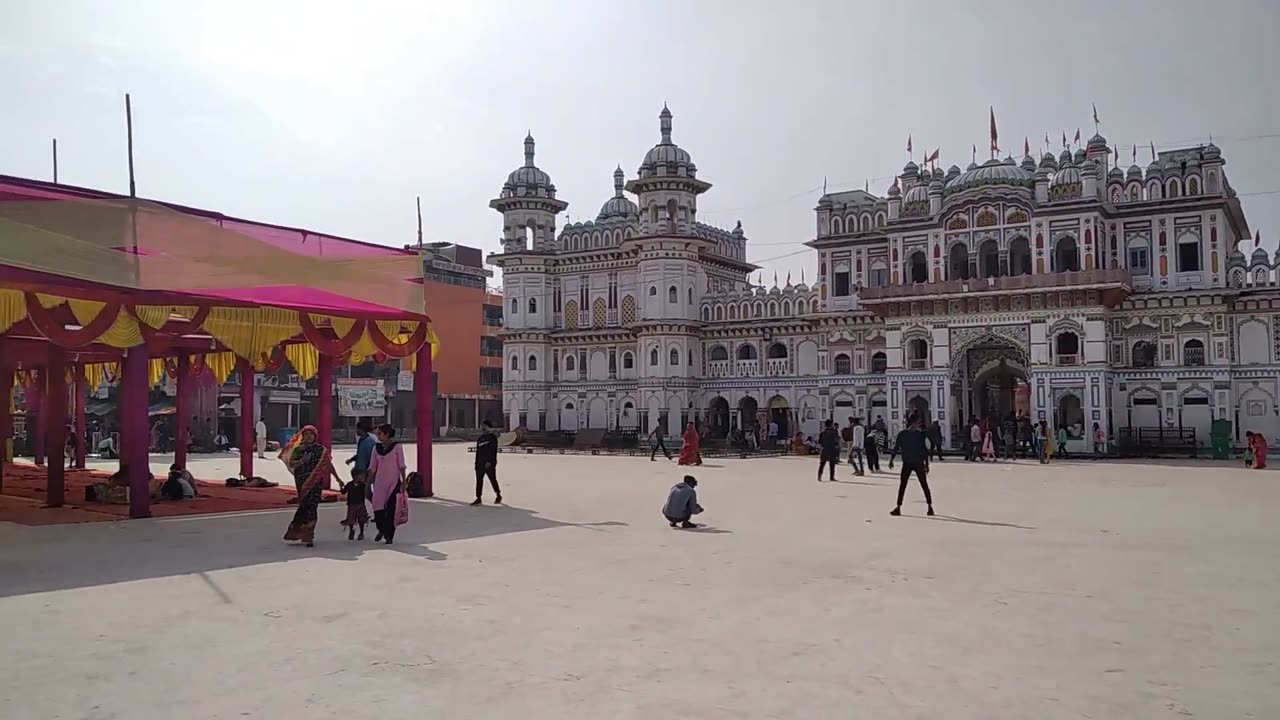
[622, 352, 633, 369]
[565, 355, 576, 371]
[1127, 241, 1150, 276]
[1132, 341, 1157, 368]
[1183, 339, 1205, 366]
[668, 286, 678, 303]
[833, 353, 852, 375]
[648, 286, 657, 297]
[649, 348, 659, 366]
[670, 348, 680, 366]
[869, 266, 888, 287]
[688, 288, 694, 305]
[1177, 236, 1202, 272]
[833, 262, 851, 296]
[527, 355, 537, 371]
[737, 344, 758, 360]
[687, 349, 693, 366]
[509, 355, 519, 371]
[709, 345, 729, 361]
[870, 352, 887, 373]
[510, 297, 518, 313]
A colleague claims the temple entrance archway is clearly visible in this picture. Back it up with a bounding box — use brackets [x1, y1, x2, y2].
[738, 396, 759, 432]
[707, 396, 730, 439]
[767, 395, 790, 439]
[952, 334, 1030, 432]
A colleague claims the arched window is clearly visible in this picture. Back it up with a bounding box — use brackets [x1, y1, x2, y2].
[709, 345, 728, 361]
[1009, 237, 1031, 276]
[1055, 236, 1080, 272]
[509, 355, 519, 371]
[737, 344, 758, 360]
[907, 338, 929, 369]
[833, 353, 852, 375]
[1132, 341, 1157, 368]
[687, 349, 693, 366]
[670, 348, 680, 366]
[565, 355, 576, 372]
[1183, 339, 1205, 366]
[767, 342, 788, 359]
[948, 243, 969, 280]
[688, 288, 694, 305]
[649, 348, 659, 366]
[1127, 236, 1151, 276]
[754, 302, 764, 318]
[980, 239, 1001, 278]
[1177, 231, 1202, 272]
[870, 351, 887, 373]
[528, 297, 537, 313]
[832, 216, 843, 234]
[622, 352, 634, 369]
[648, 286, 657, 297]
[1187, 176, 1200, 195]
[1055, 332, 1080, 365]
[668, 286, 678, 303]
[767, 301, 779, 316]
[728, 305, 738, 320]
[714, 305, 723, 321]
[527, 354, 537, 371]
[909, 251, 928, 283]
[510, 297, 519, 313]
[701, 306, 711, 321]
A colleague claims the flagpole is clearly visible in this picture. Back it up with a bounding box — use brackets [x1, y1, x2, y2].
[52, 138, 58, 183]
[124, 93, 141, 288]
[416, 196, 424, 246]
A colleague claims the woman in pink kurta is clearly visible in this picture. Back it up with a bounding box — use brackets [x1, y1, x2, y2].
[368, 423, 407, 544]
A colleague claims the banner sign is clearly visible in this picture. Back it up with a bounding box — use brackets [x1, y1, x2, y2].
[337, 378, 385, 417]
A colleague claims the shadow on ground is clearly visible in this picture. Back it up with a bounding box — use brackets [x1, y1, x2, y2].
[0, 497, 626, 599]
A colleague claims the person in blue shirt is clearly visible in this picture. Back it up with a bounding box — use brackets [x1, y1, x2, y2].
[345, 419, 376, 483]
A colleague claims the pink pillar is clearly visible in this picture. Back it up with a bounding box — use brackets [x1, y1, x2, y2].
[174, 355, 189, 470]
[414, 343, 434, 496]
[123, 348, 151, 518]
[316, 356, 334, 488]
[0, 358, 10, 492]
[32, 369, 45, 467]
[238, 358, 254, 480]
[73, 363, 87, 469]
[45, 349, 68, 507]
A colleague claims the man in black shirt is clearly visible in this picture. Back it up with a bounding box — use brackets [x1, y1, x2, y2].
[816, 419, 840, 482]
[472, 420, 502, 506]
[888, 413, 935, 517]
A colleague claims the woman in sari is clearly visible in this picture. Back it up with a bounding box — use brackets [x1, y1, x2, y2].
[677, 421, 702, 466]
[280, 425, 340, 547]
[1249, 431, 1268, 469]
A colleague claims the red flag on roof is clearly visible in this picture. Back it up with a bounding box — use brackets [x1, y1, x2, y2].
[1062, 131, 1068, 149]
[1024, 137, 1030, 156]
[1044, 132, 1050, 148]
[989, 107, 999, 155]
[927, 148, 939, 164]
[1092, 103, 1100, 127]
[907, 134, 913, 154]
[1073, 128, 1081, 145]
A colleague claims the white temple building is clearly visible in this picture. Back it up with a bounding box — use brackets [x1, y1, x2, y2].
[489, 107, 1280, 451]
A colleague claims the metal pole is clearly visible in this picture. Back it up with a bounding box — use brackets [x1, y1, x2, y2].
[52, 138, 58, 183]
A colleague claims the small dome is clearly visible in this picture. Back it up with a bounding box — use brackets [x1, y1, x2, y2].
[1228, 246, 1247, 267]
[887, 179, 901, 198]
[903, 184, 930, 204]
[1146, 159, 1163, 178]
[500, 133, 557, 199]
[1051, 165, 1082, 188]
[932, 166, 945, 180]
[943, 158, 1035, 194]
[732, 220, 744, 236]
[965, 161, 979, 171]
[1021, 154, 1038, 172]
[1087, 133, 1108, 149]
[598, 166, 638, 219]
[1073, 147, 1087, 164]
[903, 160, 919, 175]
[1126, 164, 1144, 182]
[1040, 152, 1059, 171]
[1203, 142, 1221, 159]
[929, 175, 944, 192]
[1059, 149, 1073, 165]
[945, 164, 961, 179]
[1251, 243, 1270, 264]
[638, 105, 696, 179]
[1108, 165, 1124, 180]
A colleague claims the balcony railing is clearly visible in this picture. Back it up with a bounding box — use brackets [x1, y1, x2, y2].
[907, 357, 928, 370]
[1055, 354, 1079, 366]
[858, 268, 1134, 301]
[707, 360, 762, 378]
[765, 358, 789, 376]
[707, 360, 731, 378]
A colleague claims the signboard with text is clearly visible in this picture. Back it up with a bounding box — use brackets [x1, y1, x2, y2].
[336, 378, 385, 417]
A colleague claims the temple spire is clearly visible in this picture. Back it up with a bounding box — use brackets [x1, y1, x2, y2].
[659, 103, 672, 144]
[523, 132, 535, 167]
[613, 164, 624, 197]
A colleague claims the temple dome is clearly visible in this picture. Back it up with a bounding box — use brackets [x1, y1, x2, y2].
[597, 166, 638, 219]
[638, 105, 697, 179]
[500, 133, 557, 199]
[943, 159, 1034, 194]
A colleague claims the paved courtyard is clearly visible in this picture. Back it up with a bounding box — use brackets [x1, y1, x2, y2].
[1, 446, 1276, 719]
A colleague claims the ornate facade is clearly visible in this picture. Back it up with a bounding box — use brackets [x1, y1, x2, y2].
[490, 108, 1280, 450]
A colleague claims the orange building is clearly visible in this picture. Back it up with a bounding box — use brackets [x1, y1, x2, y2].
[408, 242, 503, 430]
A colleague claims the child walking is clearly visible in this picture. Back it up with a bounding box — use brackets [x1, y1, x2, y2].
[338, 472, 369, 540]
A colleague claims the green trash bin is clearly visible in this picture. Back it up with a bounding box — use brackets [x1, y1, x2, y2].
[1210, 419, 1232, 460]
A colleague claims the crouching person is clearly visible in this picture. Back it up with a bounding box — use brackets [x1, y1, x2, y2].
[663, 475, 704, 529]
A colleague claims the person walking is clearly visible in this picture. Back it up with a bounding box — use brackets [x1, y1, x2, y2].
[845, 417, 865, 476]
[816, 419, 840, 482]
[888, 413, 935, 517]
[865, 422, 883, 472]
[1055, 425, 1070, 459]
[344, 418, 376, 480]
[927, 419, 944, 462]
[1092, 422, 1106, 457]
[967, 419, 982, 461]
[472, 419, 502, 505]
[649, 421, 671, 462]
[280, 425, 342, 547]
[982, 425, 996, 462]
[369, 423, 407, 543]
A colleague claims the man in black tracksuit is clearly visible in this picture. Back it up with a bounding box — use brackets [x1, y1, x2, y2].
[472, 420, 502, 506]
[816, 419, 840, 482]
[888, 414, 935, 517]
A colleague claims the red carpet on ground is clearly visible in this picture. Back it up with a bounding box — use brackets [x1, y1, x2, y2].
[0, 462, 339, 525]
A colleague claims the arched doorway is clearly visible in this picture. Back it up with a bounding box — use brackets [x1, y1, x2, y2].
[954, 336, 1030, 431]
[707, 397, 730, 439]
[907, 395, 930, 426]
[560, 401, 578, 431]
[767, 395, 790, 439]
[738, 396, 759, 433]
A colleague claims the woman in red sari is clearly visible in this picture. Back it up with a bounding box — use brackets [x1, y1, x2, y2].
[677, 422, 702, 466]
[1249, 431, 1268, 469]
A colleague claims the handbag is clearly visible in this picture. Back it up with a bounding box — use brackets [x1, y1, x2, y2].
[394, 487, 410, 526]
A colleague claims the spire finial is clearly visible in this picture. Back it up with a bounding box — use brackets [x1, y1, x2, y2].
[659, 103, 672, 144]
[613, 165, 624, 197]
[822, 176, 827, 195]
[801, 268, 806, 285]
[523, 132, 535, 166]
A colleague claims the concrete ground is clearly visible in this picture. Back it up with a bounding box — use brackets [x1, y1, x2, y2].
[1, 448, 1277, 719]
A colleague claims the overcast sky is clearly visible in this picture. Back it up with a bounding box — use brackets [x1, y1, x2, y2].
[3, 0, 1278, 288]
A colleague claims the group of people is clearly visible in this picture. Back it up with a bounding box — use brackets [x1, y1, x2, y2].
[812, 413, 937, 516]
[962, 413, 1108, 464]
[649, 421, 705, 466]
[281, 419, 408, 548]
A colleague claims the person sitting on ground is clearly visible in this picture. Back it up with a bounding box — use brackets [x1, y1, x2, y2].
[161, 465, 194, 500]
[97, 434, 119, 459]
[804, 435, 819, 452]
[662, 475, 704, 529]
[791, 432, 807, 455]
[214, 431, 231, 452]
